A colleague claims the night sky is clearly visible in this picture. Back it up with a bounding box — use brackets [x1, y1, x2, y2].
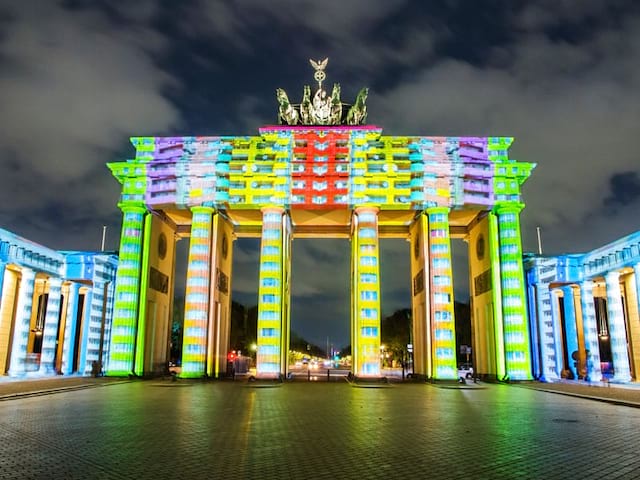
[1, 1, 639, 349]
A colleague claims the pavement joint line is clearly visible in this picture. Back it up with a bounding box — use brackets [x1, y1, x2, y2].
[514, 384, 640, 409]
[0, 384, 100, 401]
[0, 380, 132, 401]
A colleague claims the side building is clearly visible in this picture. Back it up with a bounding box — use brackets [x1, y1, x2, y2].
[0, 228, 118, 378]
[524, 231, 640, 384]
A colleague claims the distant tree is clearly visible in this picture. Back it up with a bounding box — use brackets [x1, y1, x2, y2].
[381, 308, 411, 364]
[170, 296, 184, 363]
[229, 302, 258, 355]
[380, 303, 471, 365]
[289, 331, 323, 357]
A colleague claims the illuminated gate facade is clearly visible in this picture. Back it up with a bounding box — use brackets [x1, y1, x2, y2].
[105, 62, 535, 381]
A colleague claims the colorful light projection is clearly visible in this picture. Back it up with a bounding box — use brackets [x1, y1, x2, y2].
[426, 207, 457, 379]
[180, 207, 215, 377]
[256, 207, 288, 376]
[106, 205, 147, 375]
[604, 271, 632, 382]
[107, 126, 535, 380]
[352, 207, 382, 376]
[493, 204, 531, 380]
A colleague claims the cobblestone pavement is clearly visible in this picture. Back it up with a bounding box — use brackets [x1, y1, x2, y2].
[1, 377, 640, 479]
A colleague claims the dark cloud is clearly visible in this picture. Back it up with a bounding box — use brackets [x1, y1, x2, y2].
[604, 171, 640, 209]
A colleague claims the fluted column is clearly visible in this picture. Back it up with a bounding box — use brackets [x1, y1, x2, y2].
[549, 288, 565, 377]
[535, 283, 559, 381]
[561, 285, 579, 378]
[605, 271, 631, 382]
[38, 277, 63, 374]
[180, 206, 215, 378]
[493, 203, 533, 380]
[634, 264, 640, 316]
[487, 212, 506, 379]
[425, 207, 456, 380]
[60, 283, 80, 375]
[579, 281, 602, 381]
[106, 204, 147, 375]
[8, 269, 36, 376]
[78, 287, 94, 375]
[351, 207, 382, 377]
[0, 261, 6, 305]
[255, 207, 289, 377]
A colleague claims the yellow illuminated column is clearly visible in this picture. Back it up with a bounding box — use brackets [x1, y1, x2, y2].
[351, 206, 382, 377]
[631, 263, 640, 380]
[256, 207, 290, 378]
[0, 261, 5, 304]
[180, 206, 215, 378]
[409, 213, 432, 378]
[38, 277, 63, 374]
[635, 264, 640, 320]
[426, 207, 457, 380]
[8, 269, 36, 376]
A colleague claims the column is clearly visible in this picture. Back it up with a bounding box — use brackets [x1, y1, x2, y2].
[38, 277, 63, 374]
[426, 207, 456, 380]
[61, 283, 79, 375]
[630, 263, 640, 380]
[0, 261, 6, 306]
[635, 264, 640, 320]
[580, 281, 602, 382]
[526, 281, 541, 379]
[77, 287, 94, 375]
[605, 271, 631, 382]
[535, 283, 559, 381]
[256, 207, 287, 378]
[351, 207, 382, 377]
[561, 285, 579, 378]
[488, 212, 506, 379]
[409, 213, 431, 378]
[494, 203, 533, 380]
[8, 269, 36, 376]
[180, 206, 215, 378]
[106, 204, 147, 376]
[550, 289, 565, 377]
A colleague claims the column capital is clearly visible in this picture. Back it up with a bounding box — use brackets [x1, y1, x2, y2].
[425, 206, 450, 215]
[493, 202, 524, 215]
[47, 276, 63, 288]
[578, 279, 594, 291]
[117, 202, 147, 214]
[560, 284, 577, 294]
[260, 206, 285, 215]
[354, 205, 380, 215]
[190, 205, 216, 215]
[19, 268, 36, 280]
[605, 270, 620, 283]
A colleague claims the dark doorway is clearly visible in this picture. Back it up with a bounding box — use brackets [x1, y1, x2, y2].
[72, 294, 85, 373]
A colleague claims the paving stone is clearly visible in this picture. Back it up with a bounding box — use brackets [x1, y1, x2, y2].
[0, 379, 639, 479]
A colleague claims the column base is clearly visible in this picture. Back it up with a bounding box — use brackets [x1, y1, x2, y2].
[351, 375, 389, 386]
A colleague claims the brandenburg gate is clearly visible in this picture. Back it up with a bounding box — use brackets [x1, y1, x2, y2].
[106, 60, 535, 381]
